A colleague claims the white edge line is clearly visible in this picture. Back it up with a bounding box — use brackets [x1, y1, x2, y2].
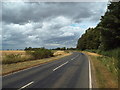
[89, 57, 92, 89]
[18, 81, 34, 90]
[53, 61, 68, 71]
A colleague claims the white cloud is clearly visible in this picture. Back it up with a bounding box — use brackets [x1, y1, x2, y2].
[60, 32, 74, 37]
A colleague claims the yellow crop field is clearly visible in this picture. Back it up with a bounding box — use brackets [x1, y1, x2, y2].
[1, 50, 26, 56]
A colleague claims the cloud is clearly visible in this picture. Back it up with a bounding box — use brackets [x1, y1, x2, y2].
[2, 2, 108, 49]
[2, 2, 107, 24]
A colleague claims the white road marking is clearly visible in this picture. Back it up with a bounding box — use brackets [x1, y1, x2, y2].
[71, 58, 73, 60]
[89, 58, 92, 89]
[53, 61, 68, 71]
[18, 81, 34, 90]
[71, 54, 79, 60]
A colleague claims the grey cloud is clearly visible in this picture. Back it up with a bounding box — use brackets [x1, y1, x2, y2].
[2, 2, 107, 24]
[44, 36, 76, 43]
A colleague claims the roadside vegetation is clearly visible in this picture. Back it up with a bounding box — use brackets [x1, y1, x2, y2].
[2, 47, 54, 64]
[2, 46, 73, 64]
[83, 48, 119, 88]
[85, 51, 118, 88]
[1, 49, 70, 75]
[77, 2, 119, 88]
[85, 48, 120, 74]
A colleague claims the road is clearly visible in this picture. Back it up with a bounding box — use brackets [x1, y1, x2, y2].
[2, 52, 91, 89]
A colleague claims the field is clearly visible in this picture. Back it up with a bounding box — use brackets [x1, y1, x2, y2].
[1, 50, 32, 64]
[1, 50, 26, 60]
[2, 50, 26, 55]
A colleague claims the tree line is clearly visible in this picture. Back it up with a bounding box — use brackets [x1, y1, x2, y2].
[52, 47, 76, 50]
[77, 2, 120, 51]
[25, 47, 76, 51]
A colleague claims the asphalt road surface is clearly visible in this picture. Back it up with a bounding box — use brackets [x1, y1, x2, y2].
[2, 52, 90, 89]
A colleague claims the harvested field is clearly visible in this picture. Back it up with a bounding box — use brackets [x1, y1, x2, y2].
[53, 50, 68, 56]
[1, 50, 26, 56]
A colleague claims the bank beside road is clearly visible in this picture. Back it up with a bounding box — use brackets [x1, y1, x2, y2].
[84, 51, 118, 88]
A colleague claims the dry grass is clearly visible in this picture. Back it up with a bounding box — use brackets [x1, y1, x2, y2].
[1, 50, 68, 63]
[84, 51, 102, 57]
[1, 50, 26, 55]
[84, 51, 118, 88]
[1, 50, 71, 76]
[2, 50, 32, 64]
[53, 50, 68, 56]
[1, 50, 26, 61]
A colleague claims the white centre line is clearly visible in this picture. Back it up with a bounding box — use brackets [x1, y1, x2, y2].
[18, 81, 34, 90]
[71, 54, 79, 60]
[53, 61, 69, 71]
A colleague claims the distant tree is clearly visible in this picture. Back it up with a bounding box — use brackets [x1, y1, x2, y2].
[56, 47, 60, 50]
[67, 47, 76, 50]
[61, 47, 66, 50]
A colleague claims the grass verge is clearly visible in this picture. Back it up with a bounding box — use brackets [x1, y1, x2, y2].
[1, 53, 71, 76]
[84, 51, 118, 88]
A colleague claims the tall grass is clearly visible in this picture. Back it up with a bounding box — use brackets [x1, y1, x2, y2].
[3, 54, 31, 64]
[3, 48, 53, 64]
[85, 48, 120, 59]
[85, 48, 120, 76]
[97, 56, 118, 76]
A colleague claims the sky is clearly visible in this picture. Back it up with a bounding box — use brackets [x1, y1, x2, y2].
[1, 1, 108, 50]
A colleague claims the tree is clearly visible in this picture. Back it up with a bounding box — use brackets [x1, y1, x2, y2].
[77, 2, 120, 51]
[99, 2, 120, 50]
[77, 28, 100, 50]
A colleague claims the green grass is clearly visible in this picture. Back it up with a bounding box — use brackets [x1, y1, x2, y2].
[83, 50, 118, 88]
[88, 55, 118, 88]
[85, 48, 120, 76]
[85, 48, 120, 59]
[97, 56, 118, 78]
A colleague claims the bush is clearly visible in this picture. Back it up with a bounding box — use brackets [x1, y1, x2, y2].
[26, 48, 53, 60]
